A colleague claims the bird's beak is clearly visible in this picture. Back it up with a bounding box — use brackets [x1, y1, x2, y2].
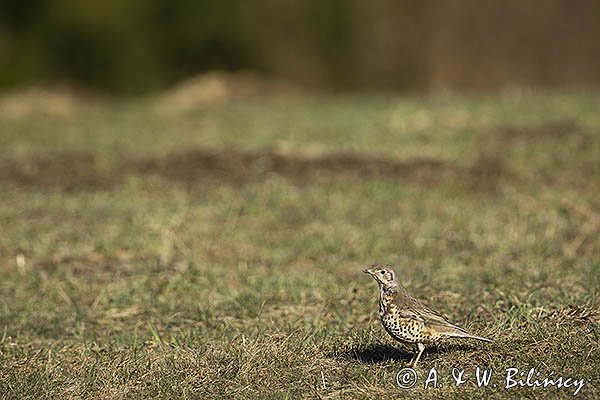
[363, 268, 373, 275]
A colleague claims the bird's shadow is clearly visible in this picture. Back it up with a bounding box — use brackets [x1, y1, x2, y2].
[339, 343, 478, 364]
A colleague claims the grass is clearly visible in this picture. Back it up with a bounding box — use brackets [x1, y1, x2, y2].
[0, 89, 598, 399]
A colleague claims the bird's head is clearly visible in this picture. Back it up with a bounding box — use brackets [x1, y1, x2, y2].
[363, 263, 398, 290]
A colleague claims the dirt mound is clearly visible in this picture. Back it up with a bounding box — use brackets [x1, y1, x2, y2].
[0, 87, 97, 120]
[155, 72, 304, 116]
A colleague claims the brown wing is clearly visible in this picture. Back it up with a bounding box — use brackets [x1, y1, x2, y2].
[419, 306, 471, 334]
[393, 290, 469, 334]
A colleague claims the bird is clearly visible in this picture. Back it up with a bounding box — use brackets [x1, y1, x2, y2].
[364, 263, 491, 368]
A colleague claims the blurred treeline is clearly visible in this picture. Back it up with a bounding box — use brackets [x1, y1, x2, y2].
[1, 0, 599, 94]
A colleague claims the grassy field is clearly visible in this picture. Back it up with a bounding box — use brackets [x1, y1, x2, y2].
[0, 89, 598, 399]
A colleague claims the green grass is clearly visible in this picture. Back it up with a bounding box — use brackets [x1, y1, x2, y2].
[0, 91, 598, 399]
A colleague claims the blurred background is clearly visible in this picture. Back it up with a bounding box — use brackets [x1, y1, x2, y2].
[2, 0, 600, 94]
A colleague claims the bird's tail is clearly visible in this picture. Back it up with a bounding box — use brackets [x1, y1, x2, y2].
[445, 330, 493, 343]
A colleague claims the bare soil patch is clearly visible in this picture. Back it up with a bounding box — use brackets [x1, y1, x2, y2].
[494, 121, 580, 141]
[0, 151, 117, 191]
[0, 148, 518, 192]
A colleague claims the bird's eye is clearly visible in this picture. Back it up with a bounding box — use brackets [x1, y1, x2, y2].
[379, 271, 385, 275]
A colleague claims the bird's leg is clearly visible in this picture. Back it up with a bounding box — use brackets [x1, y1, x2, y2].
[406, 344, 417, 366]
[411, 343, 425, 368]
